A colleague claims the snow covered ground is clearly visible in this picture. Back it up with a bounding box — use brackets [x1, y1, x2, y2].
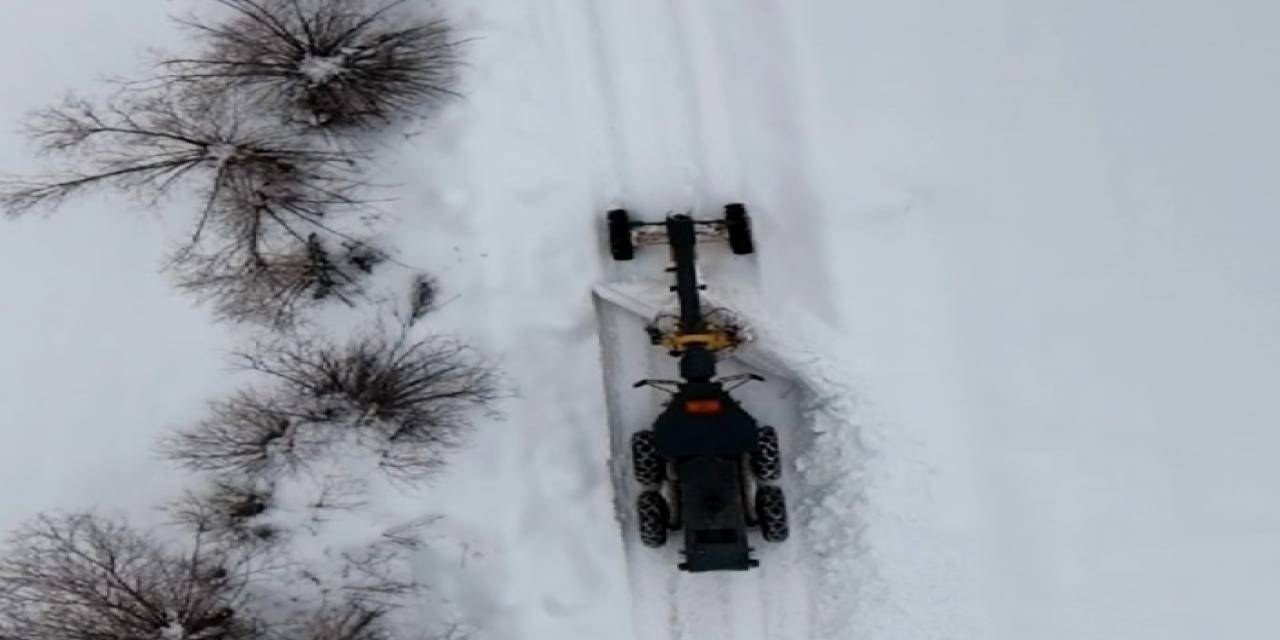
[4, 1, 1280, 639]
[0, 0, 232, 531]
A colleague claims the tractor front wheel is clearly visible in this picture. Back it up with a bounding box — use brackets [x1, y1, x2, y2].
[724, 203, 754, 255]
[608, 209, 635, 260]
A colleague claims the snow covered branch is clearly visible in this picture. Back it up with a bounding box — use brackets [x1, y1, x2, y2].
[173, 233, 385, 329]
[162, 331, 500, 481]
[0, 513, 260, 640]
[0, 93, 365, 219]
[0, 91, 386, 327]
[165, 477, 441, 640]
[170, 479, 281, 547]
[164, 0, 460, 130]
[0, 512, 441, 640]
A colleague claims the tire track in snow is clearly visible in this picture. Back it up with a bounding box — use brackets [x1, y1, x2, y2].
[578, 1, 745, 638]
[660, 0, 741, 210]
[576, 1, 838, 638]
[432, 2, 637, 636]
[650, 2, 778, 620]
[581, 0, 689, 215]
[656, 0, 766, 295]
[687, 0, 844, 327]
[660, 3, 853, 634]
[408, 0, 857, 637]
[629, 1, 822, 638]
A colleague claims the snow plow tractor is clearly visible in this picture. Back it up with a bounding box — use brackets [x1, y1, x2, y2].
[607, 205, 789, 572]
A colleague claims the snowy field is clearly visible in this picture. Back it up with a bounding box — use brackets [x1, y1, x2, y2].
[3, 1, 1280, 639]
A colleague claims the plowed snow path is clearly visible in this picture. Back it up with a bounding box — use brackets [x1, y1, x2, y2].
[570, 0, 861, 636]
[399, 1, 870, 638]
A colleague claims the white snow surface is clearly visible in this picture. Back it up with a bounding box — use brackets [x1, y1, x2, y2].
[299, 54, 348, 87]
[3, 1, 1280, 639]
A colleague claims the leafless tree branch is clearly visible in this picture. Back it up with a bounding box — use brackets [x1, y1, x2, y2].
[0, 91, 386, 327]
[162, 331, 500, 481]
[0, 513, 262, 640]
[0, 92, 366, 220]
[164, 0, 461, 130]
[173, 233, 386, 328]
[169, 480, 281, 547]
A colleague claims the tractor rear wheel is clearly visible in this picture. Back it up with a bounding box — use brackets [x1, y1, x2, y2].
[637, 490, 671, 547]
[608, 209, 635, 260]
[750, 426, 782, 482]
[724, 203, 754, 255]
[631, 430, 664, 486]
[755, 485, 789, 543]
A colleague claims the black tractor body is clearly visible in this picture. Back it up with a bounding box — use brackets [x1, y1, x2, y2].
[610, 206, 789, 573]
[654, 368, 761, 571]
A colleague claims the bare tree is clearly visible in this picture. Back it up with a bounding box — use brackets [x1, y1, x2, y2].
[170, 479, 281, 546]
[282, 599, 435, 640]
[0, 92, 365, 222]
[234, 332, 501, 479]
[328, 525, 427, 605]
[406, 273, 438, 327]
[166, 476, 437, 640]
[0, 513, 445, 640]
[291, 604, 385, 640]
[164, 0, 460, 130]
[160, 389, 307, 479]
[0, 513, 262, 640]
[286, 597, 472, 640]
[180, 483, 434, 596]
[0, 91, 384, 326]
[174, 233, 386, 328]
[167, 473, 383, 548]
[163, 331, 500, 481]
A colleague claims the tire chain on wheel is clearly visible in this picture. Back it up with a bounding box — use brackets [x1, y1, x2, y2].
[637, 490, 670, 548]
[755, 485, 789, 543]
[750, 426, 782, 482]
[631, 430, 665, 486]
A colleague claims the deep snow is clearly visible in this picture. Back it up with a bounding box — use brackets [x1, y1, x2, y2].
[3, 0, 1280, 639]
